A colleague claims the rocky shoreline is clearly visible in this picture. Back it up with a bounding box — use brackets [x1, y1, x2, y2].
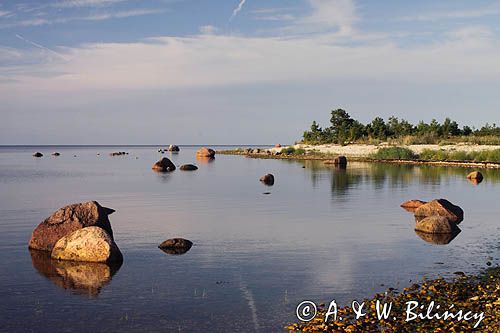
[218, 146, 500, 169]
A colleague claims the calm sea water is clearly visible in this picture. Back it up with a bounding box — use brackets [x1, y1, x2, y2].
[0, 146, 499, 332]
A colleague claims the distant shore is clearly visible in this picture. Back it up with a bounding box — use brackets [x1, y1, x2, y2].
[218, 143, 500, 169]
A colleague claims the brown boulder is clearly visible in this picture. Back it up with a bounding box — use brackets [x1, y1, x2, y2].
[168, 145, 180, 152]
[415, 216, 461, 234]
[196, 147, 215, 158]
[467, 171, 483, 181]
[400, 199, 427, 212]
[334, 155, 347, 166]
[51, 226, 122, 263]
[152, 157, 176, 172]
[260, 174, 275, 186]
[179, 164, 198, 171]
[414, 199, 464, 224]
[159, 238, 193, 255]
[29, 201, 115, 251]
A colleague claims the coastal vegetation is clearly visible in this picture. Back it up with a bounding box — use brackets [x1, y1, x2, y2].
[302, 109, 500, 146]
[370, 147, 500, 163]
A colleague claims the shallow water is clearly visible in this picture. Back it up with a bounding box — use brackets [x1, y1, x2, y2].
[0, 146, 499, 332]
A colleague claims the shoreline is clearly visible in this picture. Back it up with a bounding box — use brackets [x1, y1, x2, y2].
[218, 144, 500, 169]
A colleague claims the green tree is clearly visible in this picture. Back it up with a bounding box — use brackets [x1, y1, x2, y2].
[329, 109, 354, 144]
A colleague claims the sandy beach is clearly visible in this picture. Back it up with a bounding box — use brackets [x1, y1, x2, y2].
[274, 143, 500, 158]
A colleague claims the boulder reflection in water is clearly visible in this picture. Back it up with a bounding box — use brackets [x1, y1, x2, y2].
[29, 249, 122, 297]
[414, 230, 461, 245]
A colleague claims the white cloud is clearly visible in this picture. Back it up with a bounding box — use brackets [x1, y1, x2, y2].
[199, 25, 218, 35]
[2, 26, 500, 95]
[399, 4, 500, 22]
[52, 0, 126, 8]
[0, 10, 13, 17]
[297, 0, 358, 35]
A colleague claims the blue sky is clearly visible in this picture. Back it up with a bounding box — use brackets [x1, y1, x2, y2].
[1, 0, 500, 144]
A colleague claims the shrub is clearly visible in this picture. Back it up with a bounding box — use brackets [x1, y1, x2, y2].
[370, 147, 418, 160]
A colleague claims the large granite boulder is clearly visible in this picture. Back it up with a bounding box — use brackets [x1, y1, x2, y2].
[152, 157, 176, 172]
[196, 147, 215, 158]
[414, 216, 461, 234]
[29, 201, 115, 251]
[414, 199, 464, 224]
[260, 174, 275, 186]
[51, 226, 122, 263]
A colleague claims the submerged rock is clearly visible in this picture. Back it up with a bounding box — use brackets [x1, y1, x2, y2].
[179, 164, 198, 171]
[196, 147, 215, 158]
[414, 199, 464, 224]
[30, 249, 121, 297]
[51, 226, 123, 263]
[415, 215, 461, 234]
[51, 152, 60, 156]
[33, 152, 43, 157]
[29, 201, 115, 251]
[159, 238, 193, 255]
[260, 173, 275, 186]
[152, 157, 176, 172]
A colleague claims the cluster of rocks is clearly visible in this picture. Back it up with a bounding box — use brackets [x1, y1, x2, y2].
[110, 151, 128, 156]
[401, 198, 464, 244]
[28, 201, 122, 263]
[158, 145, 180, 154]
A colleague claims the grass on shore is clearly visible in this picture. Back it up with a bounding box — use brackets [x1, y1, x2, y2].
[370, 147, 418, 160]
[370, 147, 500, 163]
[288, 267, 500, 332]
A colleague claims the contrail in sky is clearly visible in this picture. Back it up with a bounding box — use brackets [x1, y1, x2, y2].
[15, 34, 67, 60]
[229, 0, 246, 21]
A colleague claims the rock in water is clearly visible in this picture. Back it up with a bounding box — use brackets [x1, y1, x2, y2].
[51, 152, 60, 156]
[196, 147, 215, 158]
[152, 157, 176, 172]
[415, 216, 461, 234]
[467, 171, 483, 182]
[29, 201, 115, 251]
[159, 238, 193, 254]
[33, 152, 43, 157]
[51, 226, 122, 263]
[260, 174, 275, 186]
[179, 164, 198, 171]
[168, 145, 180, 152]
[414, 199, 464, 224]
[400, 199, 427, 212]
[334, 155, 348, 166]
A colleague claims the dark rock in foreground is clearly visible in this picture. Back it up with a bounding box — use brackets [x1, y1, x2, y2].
[159, 238, 193, 255]
[152, 157, 176, 172]
[33, 152, 43, 157]
[29, 201, 115, 251]
[51, 226, 122, 263]
[414, 199, 464, 224]
[180, 164, 198, 171]
[260, 173, 275, 186]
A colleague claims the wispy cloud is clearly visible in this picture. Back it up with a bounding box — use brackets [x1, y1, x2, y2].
[52, 0, 127, 8]
[399, 4, 500, 22]
[230, 0, 247, 21]
[0, 8, 165, 29]
[0, 10, 13, 18]
[15, 34, 67, 60]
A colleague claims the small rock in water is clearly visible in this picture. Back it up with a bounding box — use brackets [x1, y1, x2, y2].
[486, 261, 492, 266]
[51, 152, 60, 156]
[33, 152, 43, 157]
[260, 174, 275, 186]
[159, 238, 193, 255]
[263, 192, 271, 195]
[196, 147, 215, 158]
[179, 164, 198, 171]
[168, 145, 180, 152]
[152, 157, 176, 172]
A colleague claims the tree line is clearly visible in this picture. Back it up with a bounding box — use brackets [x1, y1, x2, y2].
[302, 109, 500, 145]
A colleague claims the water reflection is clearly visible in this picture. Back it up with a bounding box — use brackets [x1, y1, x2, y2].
[467, 178, 483, 186]
[196, 156, 215, 164]
[159, 246, 192, 255]
[415, 230, 461, 245]
[29, 249, 122, 297]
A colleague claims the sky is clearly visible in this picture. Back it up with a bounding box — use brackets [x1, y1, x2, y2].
[1, 0, 500, 145]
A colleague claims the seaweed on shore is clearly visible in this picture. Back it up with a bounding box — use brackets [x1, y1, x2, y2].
[288, 267, 500, 332]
